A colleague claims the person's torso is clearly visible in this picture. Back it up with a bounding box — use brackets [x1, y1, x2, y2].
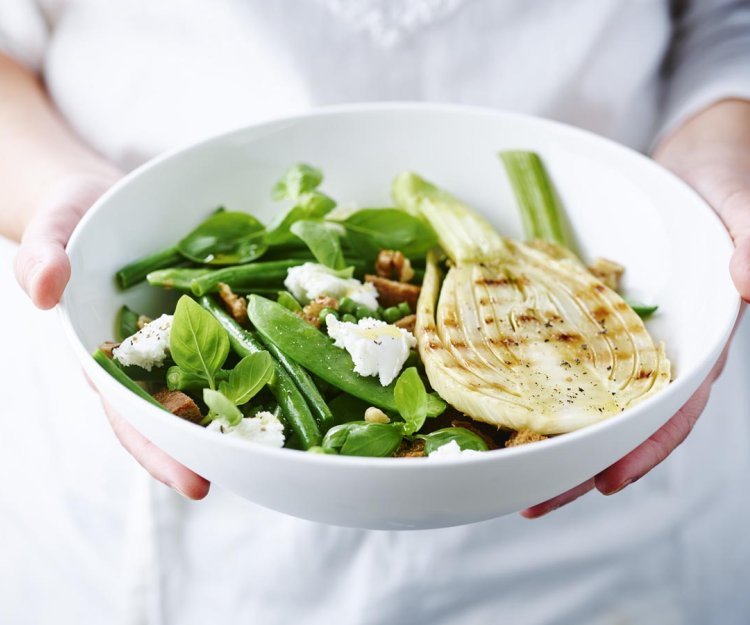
[38, 0, 672, 168]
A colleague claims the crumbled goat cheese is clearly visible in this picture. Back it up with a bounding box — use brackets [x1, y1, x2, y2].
[113, 314, 173, 371]
[326, 315, 416, 386]
[428, 440, 483, 459]
[206, 411, 285, 448]
[285, 262, 379, 310]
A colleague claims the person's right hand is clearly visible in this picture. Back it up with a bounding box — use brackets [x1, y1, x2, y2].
[14, 173, 210, 499]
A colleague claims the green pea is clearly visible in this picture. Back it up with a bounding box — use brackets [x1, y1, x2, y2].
[318, 307, 339, 325]
[341, 313, 358, 324]
[339, 297, 357, 314]
[369, 308, 383, 321]
[397, 301, 411, 316]
[383, 307, 402, 324]
[355, 305, 373, 320]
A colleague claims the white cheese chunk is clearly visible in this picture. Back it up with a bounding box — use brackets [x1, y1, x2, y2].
[326, 315, 416, 386]
[284, 262, 378, 310]
[206, 411, 285, 448]
[112, 314, 173, 371]
[427, 440, 483, 459]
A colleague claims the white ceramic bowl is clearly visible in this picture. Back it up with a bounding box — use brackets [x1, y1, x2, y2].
[59, 104, 739, 530]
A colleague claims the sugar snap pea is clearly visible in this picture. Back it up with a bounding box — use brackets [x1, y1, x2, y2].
[247, 295, 446, 416]
[200, 296, 321, 448]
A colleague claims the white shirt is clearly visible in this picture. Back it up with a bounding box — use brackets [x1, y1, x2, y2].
[1, 2, 750, 624]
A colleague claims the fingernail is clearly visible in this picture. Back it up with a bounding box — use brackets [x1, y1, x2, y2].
[606, 478, 633, 495]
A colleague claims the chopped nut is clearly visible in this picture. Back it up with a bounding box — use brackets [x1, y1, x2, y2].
[376, 249, 415, 282]
[365, 275, 421, 309]
[136, 315, 152, 330]
[218, 283, 248, 324]
[505, 428, 548, 448]
[394, 438, 426, 458]
[152, 389, 202, 424]
[588, 257, 625, 291]
[298, 296, 338, 328]
[364, 406, 390, 424]
[99, 341, 120, 358]
[394, 314, 416, 333]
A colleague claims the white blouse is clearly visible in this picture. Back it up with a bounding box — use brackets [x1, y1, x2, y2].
[1, 2, 750, 624]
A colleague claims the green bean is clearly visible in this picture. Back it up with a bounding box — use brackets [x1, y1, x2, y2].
[116, 305, 140, 341]
[247, 295, 445, 416]
[147, 267, 212, 291]
[116, 246, 186, 289]
[255, 332, 335, 432]
[93, 349, 166, 410]
[190, 260, 303, 296]
[200, 296, 321, 448]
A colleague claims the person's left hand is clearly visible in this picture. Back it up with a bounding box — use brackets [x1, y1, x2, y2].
[523, 99, 750, 518]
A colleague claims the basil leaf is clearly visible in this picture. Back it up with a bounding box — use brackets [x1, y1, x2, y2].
[340, 208, 438, 258]
[289, 220, 346, 270]
[265, 191, 336, 246]
[178, 211, 267, 265]
[419, 427, 489, 455]
[624, 297, 658, 319]
[322, 422, 403, 457]
[170, 295, 229, 388]
[219, 352, 274, 406]
[328, 392, 372, 426]
[272, 163, 324, 201]
[394, 367, 428, 435]
[203, 389, 244, 427]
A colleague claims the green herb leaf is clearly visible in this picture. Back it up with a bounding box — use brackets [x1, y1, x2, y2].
[339, 208, 438, 258]
[322, 422, 403, 457]
[394, 367, 429, 435]
[264, 192, 337, 246]
[177, 211, 267, 265]
[219, 352, 274, 406]
[272, 163, 324, 201]
[170, 295, 229, 389]
[289, 220, 346, 270]
[624, 297, 659, 319]
[203, 388, 244, 427]
[418, 427, 489, 455]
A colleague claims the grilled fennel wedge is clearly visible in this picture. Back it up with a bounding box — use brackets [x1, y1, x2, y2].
[393, 172, 671, 435]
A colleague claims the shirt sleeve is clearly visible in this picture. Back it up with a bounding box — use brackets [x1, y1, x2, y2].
[657, 0, 750, 141]
[0, 0, 48, 72]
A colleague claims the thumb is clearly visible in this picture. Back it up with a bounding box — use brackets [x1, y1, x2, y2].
[14, 174, 117, 309]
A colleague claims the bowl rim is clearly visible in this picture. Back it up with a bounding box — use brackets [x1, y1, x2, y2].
[58, 101, 741, 469]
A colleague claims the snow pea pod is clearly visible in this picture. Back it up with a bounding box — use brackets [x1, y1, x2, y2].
[247, 295, 446, 416]
[200, 296, 321, 448]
